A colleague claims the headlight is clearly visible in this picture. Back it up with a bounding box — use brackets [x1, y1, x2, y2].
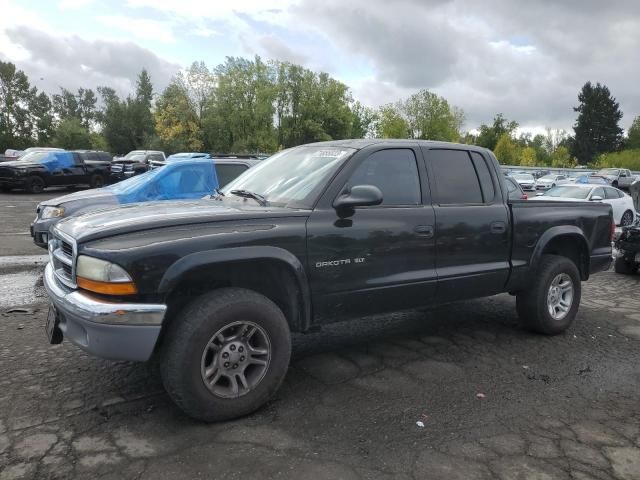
[41, 206, 65, 219]
[76, 255, 137, 295]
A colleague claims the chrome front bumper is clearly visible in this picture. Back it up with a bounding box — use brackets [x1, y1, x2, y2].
[44, 263, 167, 361]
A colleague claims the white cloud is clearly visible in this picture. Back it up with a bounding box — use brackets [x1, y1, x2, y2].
[97, 15, 175, 44]
[57, 0, 94, 9]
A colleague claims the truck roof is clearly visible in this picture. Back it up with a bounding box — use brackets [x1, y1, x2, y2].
[305, 139, 491, 153]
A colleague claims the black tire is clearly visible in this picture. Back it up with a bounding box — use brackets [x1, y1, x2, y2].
[614, 256, 637, 275]
[612, 181, 619, 188]
[90, 174, 105, 189]
[26, 176, 45, 194]
[620, 210, 634, 227]
[160, 288, 291, 422]
[516, 254, 581, 335]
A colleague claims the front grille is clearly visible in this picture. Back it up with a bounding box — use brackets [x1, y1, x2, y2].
[49, 231, 77, 288]
[0, 167, 14, 177]
[61, 241, 73, 257]
[111, 164, 123, 173]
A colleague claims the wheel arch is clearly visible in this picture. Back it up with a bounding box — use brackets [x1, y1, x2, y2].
[158, 246, 312, 334]
[532, 227, 590, 280]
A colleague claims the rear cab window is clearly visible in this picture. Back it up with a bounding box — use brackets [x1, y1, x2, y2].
[428, 149, 497, 205]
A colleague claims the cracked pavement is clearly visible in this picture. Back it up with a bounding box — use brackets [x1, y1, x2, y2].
[1, 191, 640, 479]
[0, 271, 639, 479]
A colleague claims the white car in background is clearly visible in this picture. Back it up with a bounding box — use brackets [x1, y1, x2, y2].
[535, 174, 569, 190]
[531, 184, 636, 226]
[511, 173, 536, 191]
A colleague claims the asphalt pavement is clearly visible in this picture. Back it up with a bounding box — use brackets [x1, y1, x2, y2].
[1, 190, 640, 480]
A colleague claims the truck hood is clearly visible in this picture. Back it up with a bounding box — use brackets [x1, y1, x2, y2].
[0, 160, 39, 169]
[40, 188, 115, 207]
[55, 199, 309, 243]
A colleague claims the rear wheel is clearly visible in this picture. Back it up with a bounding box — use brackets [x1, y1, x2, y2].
[160, 288, 291, 422]
[612, 181, 619, 188]
[620, 210, 634, 226]
[614, 256, 637, 275]
[516, 254, 581, 335]
[26, 176, 45, 194]
[90, 174, 105, 189]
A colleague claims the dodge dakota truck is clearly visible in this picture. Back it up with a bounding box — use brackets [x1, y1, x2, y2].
[43, 140, 613, 421]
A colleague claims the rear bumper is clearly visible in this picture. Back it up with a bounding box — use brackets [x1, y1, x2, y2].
[589, 253, 612, 275]
[44, 263, 167, 362]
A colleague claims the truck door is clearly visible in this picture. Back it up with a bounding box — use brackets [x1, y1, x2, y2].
[65, 152, 90, 185]
[422, 148, 510, 302]
[306, 146, 437, 320]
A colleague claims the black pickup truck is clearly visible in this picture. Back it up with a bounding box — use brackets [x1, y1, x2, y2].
[43, 140, 613, 421]
[0, 150, 111, 193]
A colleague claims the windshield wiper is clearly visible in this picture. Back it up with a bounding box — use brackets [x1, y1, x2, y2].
[213, 188, 225, 198]
[230, 189, 268, 206]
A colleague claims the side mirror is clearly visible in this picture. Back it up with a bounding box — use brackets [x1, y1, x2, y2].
[333, 185, 383, 211]
[590, 195, 603, 201]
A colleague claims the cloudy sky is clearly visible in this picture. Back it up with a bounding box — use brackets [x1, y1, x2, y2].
[1, 0, 639, 133]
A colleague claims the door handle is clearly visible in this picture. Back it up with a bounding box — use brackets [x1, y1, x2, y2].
[490, 221, 506, 234]
[414, 225, 434, 238]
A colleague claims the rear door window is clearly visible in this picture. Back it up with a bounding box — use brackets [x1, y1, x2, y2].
[429, 149, 483, 204]
[604, 187, 622, 199]
[470, 152, 496, 202]
[216, 163, 249, 187]
[592, 187, 605, 199]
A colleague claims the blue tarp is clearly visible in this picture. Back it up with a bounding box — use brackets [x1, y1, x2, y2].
[41, 152, 75, 173]
[105, 159, 219, 204]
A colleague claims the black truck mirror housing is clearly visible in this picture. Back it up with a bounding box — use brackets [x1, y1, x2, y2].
[333, 185, 383, 211]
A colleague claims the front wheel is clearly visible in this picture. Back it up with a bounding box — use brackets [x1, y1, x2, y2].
[26, 176, 45, 194]
[160, 288, 291, 422]
[620, 210, 634, 227]
[614, 257, 637, 275]
[516, 254, 581, 335]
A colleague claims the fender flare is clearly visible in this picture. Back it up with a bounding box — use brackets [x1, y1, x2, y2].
[158, 246, 312, 330]
[530, 226, 590, 277]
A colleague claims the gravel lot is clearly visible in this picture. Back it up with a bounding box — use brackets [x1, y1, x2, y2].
[0, 190, 639, 480]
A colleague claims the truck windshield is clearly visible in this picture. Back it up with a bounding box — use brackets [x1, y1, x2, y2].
[220, 146, 355, 208]
[544, 186, 591, 199]
[596, 168, 619, 176]
[18, 152, 49, 162]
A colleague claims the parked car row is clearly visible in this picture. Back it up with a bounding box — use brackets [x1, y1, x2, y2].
[29, 156, 262, 247]
[532, 184, 636, 226]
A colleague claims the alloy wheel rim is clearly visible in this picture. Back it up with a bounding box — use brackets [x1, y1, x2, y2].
[622, 211, 633, 226]
[200, 321, 271, 398]
[547, 273, 574, 320]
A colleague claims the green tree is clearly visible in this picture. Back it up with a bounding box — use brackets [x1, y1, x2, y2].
[155, 81, 203, 152]
[476, 114, 519, 150]
[403, 89, 464, 141]
[349, 101, 376, 138]
[493, 133, 520, 165]
[375, 104, 409, 139]
[96, 70, 156, 154]
[30, 91, 55, 144]
[550, 146, 575, 168]
[627, 116, 640, 149]
[0, 61, 35, 150]
[519, 146, 538, 166]
[52, 117, 92, 149]
[570, 81, 623, 164]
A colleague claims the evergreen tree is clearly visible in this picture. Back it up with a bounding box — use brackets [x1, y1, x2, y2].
[570, 81, 623, 164]
[627, 116, 640, 150]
